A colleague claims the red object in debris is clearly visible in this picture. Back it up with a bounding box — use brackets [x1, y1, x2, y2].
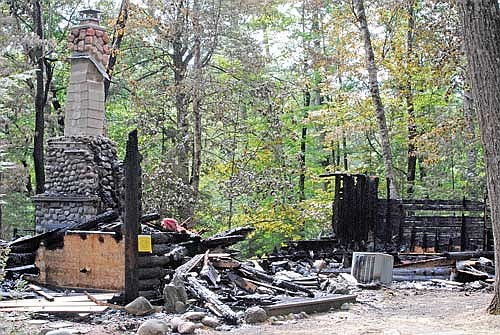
[162, 218, 178, 231]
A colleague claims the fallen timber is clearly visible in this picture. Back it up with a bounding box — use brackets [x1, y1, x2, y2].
[263, 295, 357, 316]
[186, 276, 239, 325]
[237, 265, 315, 297]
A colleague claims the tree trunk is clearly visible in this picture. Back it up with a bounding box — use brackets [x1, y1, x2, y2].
[405, 0, 417, 197]
[105, 0, 129, 100]
[298, 1, 309, 202]
[299, 91, 309, 201]
[354, 0, 400, 199]
[50, 82, 64, 135]
[21, 159, 33, 195]
[33, 0, 45, 195]
[458, 0, 500, 314]
[463, 76, 478, 198]
[191, 0, 202, 203]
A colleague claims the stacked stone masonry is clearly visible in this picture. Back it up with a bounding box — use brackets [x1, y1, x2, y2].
[34, 136, 123, 233]
[34, 197, 99, 233]
[68, 24, 110, 67]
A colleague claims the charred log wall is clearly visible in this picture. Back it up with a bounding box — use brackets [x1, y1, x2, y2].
[332, 174, 378, 249]
[375, 198, 491, 252]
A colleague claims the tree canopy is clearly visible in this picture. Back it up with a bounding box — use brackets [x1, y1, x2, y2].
[0, 0, 485, 255]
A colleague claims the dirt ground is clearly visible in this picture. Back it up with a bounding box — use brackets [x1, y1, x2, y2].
[2, 288, 500, 335]
[201, 289, 500, 335]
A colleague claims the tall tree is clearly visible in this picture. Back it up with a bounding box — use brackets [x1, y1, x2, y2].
[32, 0, 47, 194]
[458, 0, 500, 314]
[463, 74, 478, 198]
[404, 0, 417, 197]
[105, 0, 129, 100]
[353, 0, 400, 198]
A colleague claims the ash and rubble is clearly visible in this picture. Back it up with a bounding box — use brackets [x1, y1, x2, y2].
[1, 222, 496, 335]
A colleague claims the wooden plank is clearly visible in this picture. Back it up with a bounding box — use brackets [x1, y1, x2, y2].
[211, 258, 240, 269]
[394, 257, 455, 269]
[124, 129, 141, 303]
[0, 293, 115, 307]
[263, 295, 356, 316]
[173, 253, 204, 279]
[227, 272, 257, 293]
[0, 301, 100, 308]
[244, 278, 294, 294]
[186, 276, 239, 325]
[28, 284, 55, 302]
[0, 305, 109, 313]
[239, 265, 314, 297]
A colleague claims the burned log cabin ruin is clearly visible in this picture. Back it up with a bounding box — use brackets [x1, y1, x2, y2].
[4, 10, 255, 302]
[317, 173, 492, 253]
[0, 9, 495, 329]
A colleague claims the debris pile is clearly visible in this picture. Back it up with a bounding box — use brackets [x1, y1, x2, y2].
[0, 212, 496, 334]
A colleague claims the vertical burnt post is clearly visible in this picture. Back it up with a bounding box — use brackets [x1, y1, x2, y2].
[344, 175, 355, 246]
[460, 196, 467, 251]
[367, 176, 379, 251]
[385, 177, 392, 245]
[124, 129, 141, 302]
[434, 228, 440, 253]
[410, 224, 416, 252]
[422, 232, 428, 252]
[483, 195, 488, 251]
[333, 175, 342, 237]
[397, 201, 404, 249]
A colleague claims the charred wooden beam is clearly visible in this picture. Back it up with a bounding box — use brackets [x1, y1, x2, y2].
[394, 257, 455, 269]
[201, 235, 246, 249]
[124, 129, 141, 302]
[152, 243, 172, 255]
[151, 232, 199, 245]
[211, 227, 254, 239]
[70, 211, 118, 231]
[138, 255, 171, 268]
[6, 252, 36, 267]
[263, 295, 356, 316]
[227, 272, 257, 293]
[138, 278, 162, 291]
[444, 251, 494, 260]
[5, 264, 38, 276]
[137, 267, 169, 280]
[185, 276, 239, 325]
[9, 229, 63, 253]
[238, 265, 314, 297]
[393, 267, 451, 277]
[174, 253, 204, 279]
[141, 213, 160, 223]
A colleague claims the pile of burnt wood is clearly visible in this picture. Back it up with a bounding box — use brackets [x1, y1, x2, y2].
[2, 215, 359, 325]
[162, 248, 359, 325]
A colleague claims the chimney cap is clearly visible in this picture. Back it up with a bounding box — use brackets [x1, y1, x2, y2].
[79, 8, 102, 24]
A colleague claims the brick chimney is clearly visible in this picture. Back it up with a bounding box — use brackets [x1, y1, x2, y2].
[33, 9, 123, 234]
[65, 9, 110, 137]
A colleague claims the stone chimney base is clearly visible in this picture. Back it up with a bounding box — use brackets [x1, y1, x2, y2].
[34, 136, 123, 233]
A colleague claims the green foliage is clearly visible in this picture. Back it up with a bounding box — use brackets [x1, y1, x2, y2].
[2, 192, 34, 239]
[0, 0, 487, 257]
[0, 246, 9, 283]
